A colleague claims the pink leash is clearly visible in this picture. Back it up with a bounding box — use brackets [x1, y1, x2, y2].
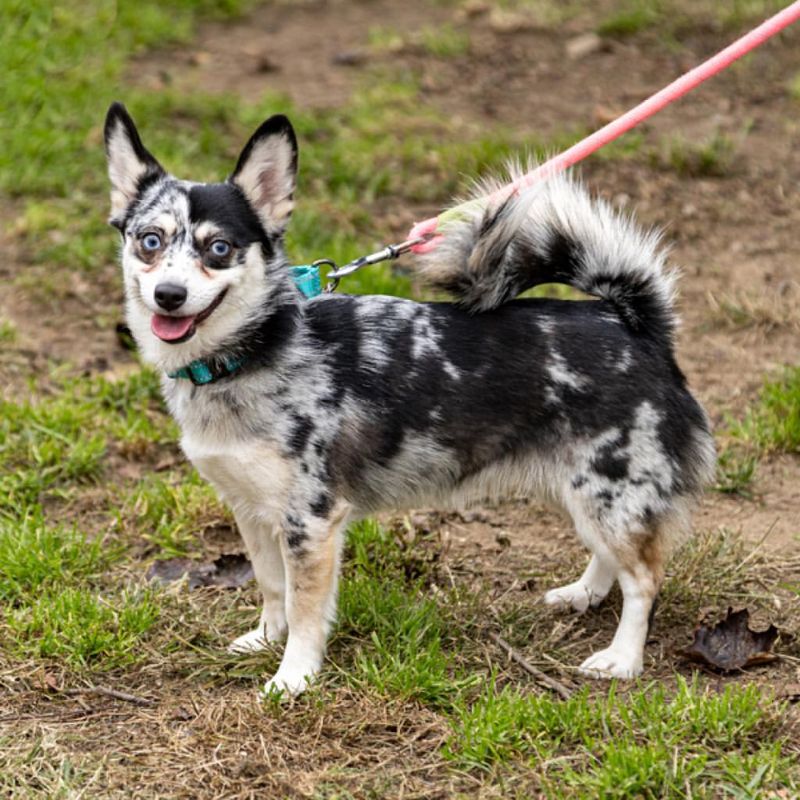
[408, 1, 800, 254]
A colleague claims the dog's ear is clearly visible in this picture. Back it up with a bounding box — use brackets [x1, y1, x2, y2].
[104, 102, 165, 227]
[230, 115, 297, 236]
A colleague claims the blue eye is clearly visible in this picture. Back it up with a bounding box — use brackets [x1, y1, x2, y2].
[141, 233, 162, 251]
[210, 240, 231, 257]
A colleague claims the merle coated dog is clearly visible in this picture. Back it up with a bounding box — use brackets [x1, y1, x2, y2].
[105, 102, 715, 695]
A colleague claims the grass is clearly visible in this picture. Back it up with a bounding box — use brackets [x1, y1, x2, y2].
[658, 132, 737, 178]
[7, 586, 161, 669]
[732, 366, 800, 455]
[0, 0, 250, 198]
[0, 513, 109, 602]
[0, 319, 17, 344]
[0, 368, 173, 509]
[714, 447, 758, 496]
[337, 520, 476, 706]
[418, 24, 471, 57]
[368, 24, 470, 58]
[447, 678, 792, 795]
[597, 0, 664, 37]
[596, 0, 791, 38]
[124, 471, 229, 558]
[706, 287, 800, 334]
[713, 365, 800, 495]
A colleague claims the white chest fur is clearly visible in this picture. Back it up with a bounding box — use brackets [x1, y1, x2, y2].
[165, 377, 293, 525]
[182, 434, 293, 525]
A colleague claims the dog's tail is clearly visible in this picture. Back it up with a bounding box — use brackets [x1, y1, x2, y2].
[413, 167, 677, 342]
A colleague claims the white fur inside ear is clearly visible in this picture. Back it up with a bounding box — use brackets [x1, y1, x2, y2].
[106, 120, 150, 219]
[233, 134, 295, 233]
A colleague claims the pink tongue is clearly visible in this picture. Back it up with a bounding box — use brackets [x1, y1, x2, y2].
[151, 314, 196, 342]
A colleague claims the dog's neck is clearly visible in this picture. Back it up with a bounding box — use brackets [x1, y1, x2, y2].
[163, 295, 304, 387]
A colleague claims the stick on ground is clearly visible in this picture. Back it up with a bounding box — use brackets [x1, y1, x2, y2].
[63, 685, 156, 707]
[489, 632, 573, 700]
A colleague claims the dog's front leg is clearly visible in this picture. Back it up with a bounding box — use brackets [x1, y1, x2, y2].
[263, 502, 350, 697]
[228, 514, 286, 653]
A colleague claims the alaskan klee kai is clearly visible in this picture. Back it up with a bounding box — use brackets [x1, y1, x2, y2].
[105, 103, 714, 696]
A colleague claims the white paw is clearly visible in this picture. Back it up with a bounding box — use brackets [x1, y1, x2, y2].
[579, 647, 643, 680]
[544, 581, 595, 613]
[261, 665, 316, 698]
[228, 626, 277, 654]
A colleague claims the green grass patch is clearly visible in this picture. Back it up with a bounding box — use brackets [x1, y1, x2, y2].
[124, 471, 228, 558]
[0, 368, 173, 510]
[446, 677, 794, 796]
[597, 0, 663, 37]
[419, 24, 471, 58]
[6, 586, 160, 669]
[0, 512, 111, 602]
[0, 319, 17, 343]
[0, 0, 249, 198]
[337, 520, 472, 706]
[791, 72, 800, 100]
[732, 366, 800, 454]
[714, 446, 757, 496]
[0, 508, 156, 672]
[658, 132, 736, 178]
[596, 0, 790, 38]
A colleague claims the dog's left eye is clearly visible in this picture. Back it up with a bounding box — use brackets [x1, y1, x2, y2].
[209, 240, 231, 258]
[141, 233, 162, 251]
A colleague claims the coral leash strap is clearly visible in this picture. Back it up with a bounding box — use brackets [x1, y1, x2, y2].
[408, 0, 800, 253]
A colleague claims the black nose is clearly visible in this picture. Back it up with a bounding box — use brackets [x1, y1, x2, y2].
[154, 283, 187, 312]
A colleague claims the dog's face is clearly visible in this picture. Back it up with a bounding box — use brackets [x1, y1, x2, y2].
[104, 103, 298, 369]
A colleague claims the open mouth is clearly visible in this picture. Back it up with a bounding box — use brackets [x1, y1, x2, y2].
[150, 289, 228, 344]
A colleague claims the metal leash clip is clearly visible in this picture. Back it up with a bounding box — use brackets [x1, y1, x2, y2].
[322, 235, 430, 293]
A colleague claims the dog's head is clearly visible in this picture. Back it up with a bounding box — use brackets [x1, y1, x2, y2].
[104, 102, 298, 370]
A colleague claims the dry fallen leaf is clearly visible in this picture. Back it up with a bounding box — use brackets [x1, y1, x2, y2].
[679, 607, 779, 672]
[147, 554, 253, 590]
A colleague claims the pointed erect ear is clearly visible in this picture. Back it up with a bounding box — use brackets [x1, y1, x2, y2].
[229, 115, 298, 236]
[104, 102, 165, 226]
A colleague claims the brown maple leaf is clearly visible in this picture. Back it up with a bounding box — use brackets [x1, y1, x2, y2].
[679, 607, 780, 672]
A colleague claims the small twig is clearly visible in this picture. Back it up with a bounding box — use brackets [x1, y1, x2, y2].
[489, 632, 573, 700]
[62, 685, 156, 707]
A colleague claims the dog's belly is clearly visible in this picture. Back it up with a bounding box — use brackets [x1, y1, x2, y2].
[181, 435, 291, 523]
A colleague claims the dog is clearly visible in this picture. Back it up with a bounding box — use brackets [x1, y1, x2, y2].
[104, 102, 715, 696]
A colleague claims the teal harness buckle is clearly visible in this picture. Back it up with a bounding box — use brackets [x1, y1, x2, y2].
[290, 265, 322, 298]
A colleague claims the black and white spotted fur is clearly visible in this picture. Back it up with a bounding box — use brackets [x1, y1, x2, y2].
[105, 103, 715, 696]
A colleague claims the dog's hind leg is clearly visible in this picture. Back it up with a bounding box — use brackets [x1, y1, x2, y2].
[579, 527, 665, 680]
[263, 501, 351, 697]
[229, 515, 287, 654]
[544, 553, 617, 613]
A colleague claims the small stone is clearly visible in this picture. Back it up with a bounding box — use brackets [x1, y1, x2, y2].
[613, 193, 631, 208]
[188, 51, 211, 67]
[489, 9, 539, 34]
[593, 103, 619, 126]
[254, 54, 280, 73]
[463, 0, 490, 16]
[460, 508, 490, 524]
[332, 49, 368, 67]
[566, 32, 603, 60]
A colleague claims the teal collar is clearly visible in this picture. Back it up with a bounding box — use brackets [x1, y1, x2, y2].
[168, 355, 245, 386]
[167, 265, 321, 386]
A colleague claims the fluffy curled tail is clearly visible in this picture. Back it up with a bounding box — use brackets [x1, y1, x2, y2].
[414, 168, 677, 342]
